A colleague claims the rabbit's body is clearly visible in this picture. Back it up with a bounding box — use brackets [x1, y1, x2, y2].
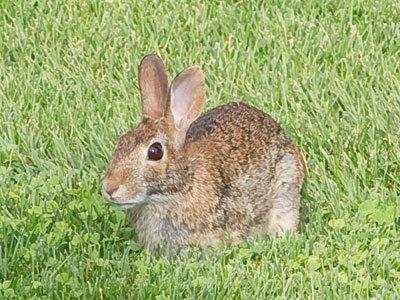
[103, 55, 304, 253]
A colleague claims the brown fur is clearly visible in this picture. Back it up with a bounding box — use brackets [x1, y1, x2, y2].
[102, 55, 305, 253]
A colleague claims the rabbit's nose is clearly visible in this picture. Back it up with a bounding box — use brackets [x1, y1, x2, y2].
[103, 178, 120, 199]
[105, 186, 118, 198]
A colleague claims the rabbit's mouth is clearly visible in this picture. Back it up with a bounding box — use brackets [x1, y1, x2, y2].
[103, 187, 147, 208]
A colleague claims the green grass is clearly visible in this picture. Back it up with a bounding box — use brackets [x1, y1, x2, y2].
[1, 0, 400, 298]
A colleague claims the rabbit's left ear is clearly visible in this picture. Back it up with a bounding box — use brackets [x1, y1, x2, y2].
[168, 66, 205, 132]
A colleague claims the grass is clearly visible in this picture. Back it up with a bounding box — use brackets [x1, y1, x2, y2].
[1, 0, 400, 298]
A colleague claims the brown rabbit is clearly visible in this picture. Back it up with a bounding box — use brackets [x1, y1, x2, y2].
[103, 54, 305, 253]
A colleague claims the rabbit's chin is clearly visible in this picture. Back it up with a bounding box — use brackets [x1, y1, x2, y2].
[106, 193, 147, 209]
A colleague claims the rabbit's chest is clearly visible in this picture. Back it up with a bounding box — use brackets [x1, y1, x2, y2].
[129, 206, 196, 251]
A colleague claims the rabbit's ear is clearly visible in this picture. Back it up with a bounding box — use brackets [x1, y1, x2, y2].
[169, 66, 205, 131]
[139, 54, 169, 120]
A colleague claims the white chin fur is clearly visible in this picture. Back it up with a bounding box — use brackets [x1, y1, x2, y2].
[108, 195, 147, 209]
[109, 193, 173, 208]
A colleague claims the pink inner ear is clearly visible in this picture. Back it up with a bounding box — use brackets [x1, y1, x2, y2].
[170, 66, 205, 131]
[171, 85, 191, 129]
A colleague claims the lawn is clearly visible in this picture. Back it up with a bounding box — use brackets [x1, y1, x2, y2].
[1, 0, 400, 298]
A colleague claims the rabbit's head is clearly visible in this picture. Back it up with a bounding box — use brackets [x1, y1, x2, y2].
[102, 55, 205, 208]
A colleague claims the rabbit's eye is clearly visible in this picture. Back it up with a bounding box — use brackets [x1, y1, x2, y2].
[147, 142, 163, 161]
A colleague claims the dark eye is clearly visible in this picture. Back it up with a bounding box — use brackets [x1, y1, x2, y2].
[147, 142, 163, 161]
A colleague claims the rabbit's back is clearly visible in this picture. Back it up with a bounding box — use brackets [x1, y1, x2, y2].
[185, 102, 304, 240]
[186, 102, 292, 178]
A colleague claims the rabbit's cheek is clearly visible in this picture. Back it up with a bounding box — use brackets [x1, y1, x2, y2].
[143, 163, 166, 183]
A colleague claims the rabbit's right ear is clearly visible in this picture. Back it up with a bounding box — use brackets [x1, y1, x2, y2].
[139, 54, 169, 120]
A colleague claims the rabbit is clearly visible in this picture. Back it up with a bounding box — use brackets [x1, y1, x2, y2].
[102, 54, 305, 253]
